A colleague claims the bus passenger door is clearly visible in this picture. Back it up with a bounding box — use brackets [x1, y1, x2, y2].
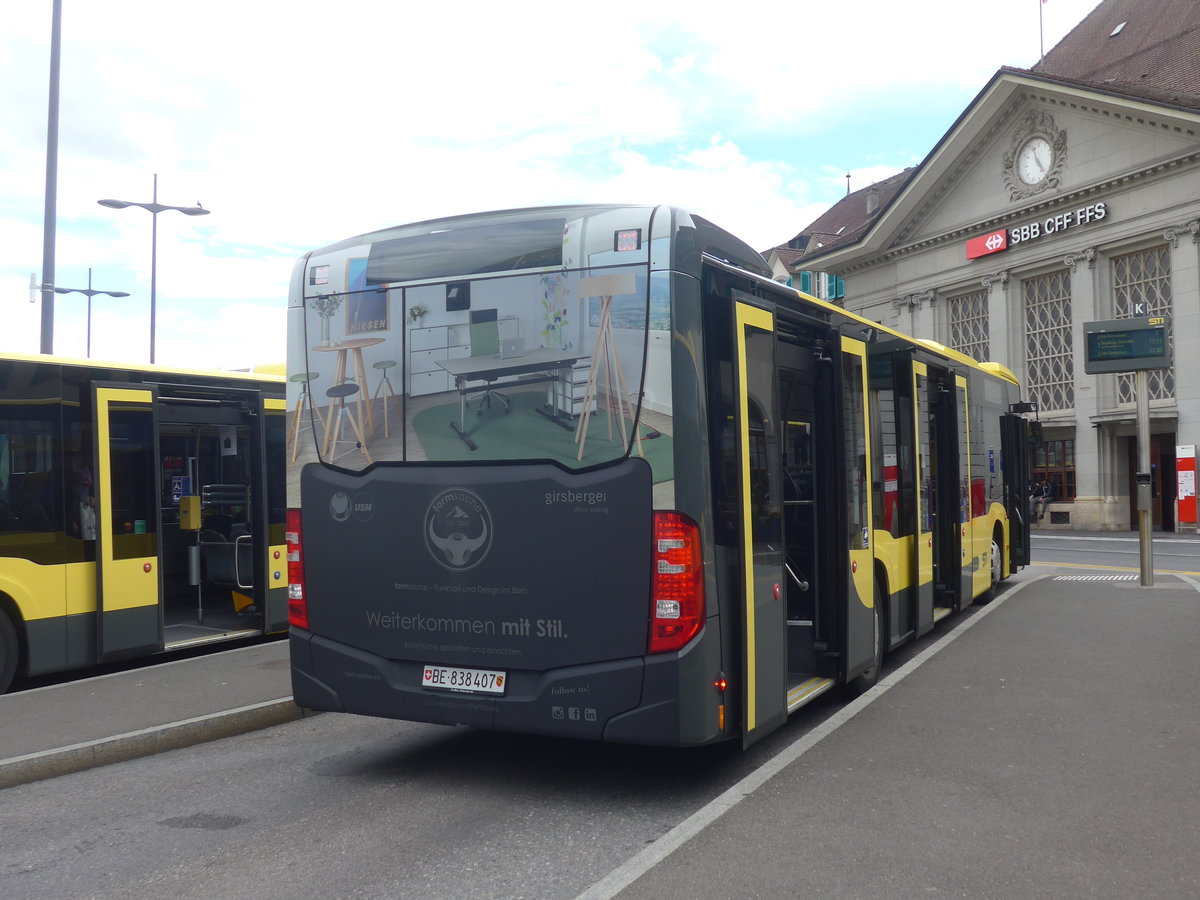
[927, 369, 962, 614]
[913, 363, 934, 635]
[1001, 413, 1032, 567]
[259, 396, 289, 632]
[956, 377, 973, 607]
[839, 338, 876, 682]
[93, 383, 163, 660]
[733, 300, 787, 748]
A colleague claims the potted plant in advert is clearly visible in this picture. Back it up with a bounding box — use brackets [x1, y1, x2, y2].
[311, 292, 343, 346]
[540, 274, 570, 348]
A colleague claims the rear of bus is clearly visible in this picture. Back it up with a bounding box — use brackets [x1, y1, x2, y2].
[285, 205, 767, 745]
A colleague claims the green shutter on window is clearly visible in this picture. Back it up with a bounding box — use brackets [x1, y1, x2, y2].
[800, 271, 812, 293]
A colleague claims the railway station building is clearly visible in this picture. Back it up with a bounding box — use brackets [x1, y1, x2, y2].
[773, 0, 1200, 533]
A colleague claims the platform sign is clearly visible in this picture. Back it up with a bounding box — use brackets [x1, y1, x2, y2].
[1083, 316, 1170, 374]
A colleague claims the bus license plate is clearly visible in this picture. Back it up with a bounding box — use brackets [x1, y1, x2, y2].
[421, 664, 506, 695]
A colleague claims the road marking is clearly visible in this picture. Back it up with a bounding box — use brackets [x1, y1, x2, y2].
[1053, 574, 1139, 581]
[1029, 560, 1200, 577]
[1033, 534, 1200, 544]
[576, 576, 1041, 900]
[1037, 544, 1194, 555]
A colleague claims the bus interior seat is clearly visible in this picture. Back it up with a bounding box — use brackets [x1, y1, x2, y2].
[199, 539, 253, 592]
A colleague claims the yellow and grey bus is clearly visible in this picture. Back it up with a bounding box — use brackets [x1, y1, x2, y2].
[285, 205, 1032, 747]
[0, 352, 288, 692]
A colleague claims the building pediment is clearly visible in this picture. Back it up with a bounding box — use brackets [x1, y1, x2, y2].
[809, 70, 1200, 274]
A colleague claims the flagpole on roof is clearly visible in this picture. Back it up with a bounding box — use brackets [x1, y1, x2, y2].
[1039, 0, 1046, 61]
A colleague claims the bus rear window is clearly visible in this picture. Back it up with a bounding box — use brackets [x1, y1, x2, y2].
[365, 218, 566, 284]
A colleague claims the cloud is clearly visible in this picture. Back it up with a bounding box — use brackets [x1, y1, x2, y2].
[2, 0, 1103, 361]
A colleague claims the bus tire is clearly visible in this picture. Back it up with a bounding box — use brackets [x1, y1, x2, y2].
[846, 578, 884, 697]
[978, 529, 1003, 606]
[0, 608, 18, 694]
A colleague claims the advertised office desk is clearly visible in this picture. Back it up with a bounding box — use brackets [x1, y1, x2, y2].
[437, 348, 587, 450]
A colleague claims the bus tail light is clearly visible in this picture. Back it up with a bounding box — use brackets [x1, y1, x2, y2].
[286, 508, 308, 630]
[648, 511, 704, 654]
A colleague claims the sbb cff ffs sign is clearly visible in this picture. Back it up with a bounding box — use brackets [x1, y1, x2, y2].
[1083, 316, 1170, 374]
[966, 202, 1108, 259]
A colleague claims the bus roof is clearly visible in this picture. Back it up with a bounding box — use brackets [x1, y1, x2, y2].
[310, 203, 650, 258]
[702, 252, 1019, 386]
[798, 288, 1019, 385]
[0, 350, 285, 385]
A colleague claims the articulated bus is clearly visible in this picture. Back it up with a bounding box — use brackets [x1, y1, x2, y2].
[285, 204, 1032, 747]
[0, 352, 288, 692]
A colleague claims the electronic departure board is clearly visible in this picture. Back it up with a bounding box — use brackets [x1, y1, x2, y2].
[1083, 316, 1170, 374]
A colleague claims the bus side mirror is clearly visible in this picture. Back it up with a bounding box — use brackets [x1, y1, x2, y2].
[1028, 422, 1044, 448]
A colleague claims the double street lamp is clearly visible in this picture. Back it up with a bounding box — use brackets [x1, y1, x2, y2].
[98, 174, 209, 364]
[53, 268, 129, 358]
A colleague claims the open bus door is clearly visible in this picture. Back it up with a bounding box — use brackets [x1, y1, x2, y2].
[1001, 412, 1032, 568]
[838, 336, 878, 686]
[732, 298, 788, 748]
[93, 383, 163, 660]
[913, 361, 935, 635]
[258, 396, 289, 632]
[156, 385, 286, 646]
[927, 367, 964, 614]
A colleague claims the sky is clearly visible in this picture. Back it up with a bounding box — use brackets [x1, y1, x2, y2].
[1, 0, 1102, 369]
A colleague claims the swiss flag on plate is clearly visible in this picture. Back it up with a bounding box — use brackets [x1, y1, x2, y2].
[966, 228, 1008, 259]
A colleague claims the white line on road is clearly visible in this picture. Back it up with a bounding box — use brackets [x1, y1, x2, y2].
[1033, 534, 1200, 544]
[576, 575, 1043, 900]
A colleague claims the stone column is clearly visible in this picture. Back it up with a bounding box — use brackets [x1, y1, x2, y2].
[982, 271, 1012, 370]
[1064, 248, 1108, 529]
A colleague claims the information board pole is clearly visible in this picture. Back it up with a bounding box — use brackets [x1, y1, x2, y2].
[1083, 315, 1169, 587]
[1135, 370, 1153, 586]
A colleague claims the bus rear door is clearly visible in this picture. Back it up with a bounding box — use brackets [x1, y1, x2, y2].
[1001, 412, 1032, 568]
[93, 383, 162, 660]
[732, 298, 787, 747]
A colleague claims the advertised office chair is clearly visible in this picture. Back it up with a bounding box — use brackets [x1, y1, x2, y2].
[469, 309, 509, 414]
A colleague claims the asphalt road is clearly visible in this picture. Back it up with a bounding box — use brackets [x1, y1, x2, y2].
[1030, 530, 1200, 574]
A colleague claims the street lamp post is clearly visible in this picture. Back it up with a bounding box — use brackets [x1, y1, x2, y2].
[98, 174, 209, 364]
[53, 268, 130, 358]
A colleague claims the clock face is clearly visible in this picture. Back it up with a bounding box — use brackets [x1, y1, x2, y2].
[1017, 136, 1053, 186]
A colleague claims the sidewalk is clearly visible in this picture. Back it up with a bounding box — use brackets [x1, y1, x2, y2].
[591, 569, 1200, 899]
[0, 639, 300, 789]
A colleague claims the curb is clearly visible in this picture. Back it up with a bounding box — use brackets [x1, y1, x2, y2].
[0, 697, 305, 790]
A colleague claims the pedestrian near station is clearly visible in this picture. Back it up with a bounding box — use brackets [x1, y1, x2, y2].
[1030, 476, 1053, 522]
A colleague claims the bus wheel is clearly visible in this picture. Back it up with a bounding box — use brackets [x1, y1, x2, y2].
[846, 579, 884, 697]
[979, 532, 1003, 606]
[0, 609, 18, 694]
